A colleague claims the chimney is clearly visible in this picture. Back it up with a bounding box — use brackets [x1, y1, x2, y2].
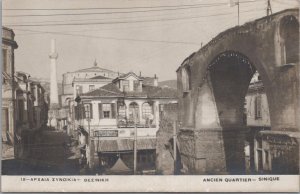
[139, 71, 142, 77]
[154, 74, 158, 87]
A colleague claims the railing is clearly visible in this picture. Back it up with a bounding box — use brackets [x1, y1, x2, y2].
[117, 118, 156, 128]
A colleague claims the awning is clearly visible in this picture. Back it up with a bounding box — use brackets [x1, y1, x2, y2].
[107, 157, 131, 173]
[94, 138, 156, 153]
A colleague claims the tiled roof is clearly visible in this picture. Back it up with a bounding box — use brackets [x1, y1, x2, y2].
[90, 75, 111, 79]
[142, 77, 155, 86]
[113, 71, 142, 82]
[142, 85, 177, 98]
[75, 66, 115, 73]
[82, 83, 178, 99]
[82, 83, 123, 97]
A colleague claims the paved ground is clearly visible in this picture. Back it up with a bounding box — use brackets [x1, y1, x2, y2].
[2, 130, 81, 175]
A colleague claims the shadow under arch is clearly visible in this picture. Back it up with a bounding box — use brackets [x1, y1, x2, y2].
[206, 50, 270, 174]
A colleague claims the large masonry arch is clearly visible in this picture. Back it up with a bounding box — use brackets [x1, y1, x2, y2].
[176, 9, 299, 174]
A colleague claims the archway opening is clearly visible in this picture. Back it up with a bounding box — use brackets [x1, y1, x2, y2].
[208, 51, 270, 174]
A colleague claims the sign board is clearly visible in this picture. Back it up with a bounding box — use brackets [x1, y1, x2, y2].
[94, 130, 118, 137]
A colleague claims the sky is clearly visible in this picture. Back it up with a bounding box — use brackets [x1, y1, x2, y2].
[2, 0, 299, 81]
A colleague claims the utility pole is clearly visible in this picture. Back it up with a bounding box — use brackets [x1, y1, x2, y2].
[267, 0, 272, 16]
[237, 0, 240, 25]
[133, 109, 137, 175]
[173, 121, 177, 175]
[229, 0, 240, 25]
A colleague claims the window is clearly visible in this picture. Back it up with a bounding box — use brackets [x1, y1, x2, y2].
[255, 95, 262, 119]
[2, 49, 8, 74]
[142, 103, 153, 119]
[118, 105, 126, 120]
[76, 85, 83, 95]
[133, 80, 139, 91]
[123, 80, 129, 91]
[103, 104, 111, 118]
[280, 16, 299, 64]
[182, 66, 191, 91]
[89, 85, 95, 91]
[99, 103, 116, 119]
[84, 103, 93, 119]
[129, 102, 139, 122]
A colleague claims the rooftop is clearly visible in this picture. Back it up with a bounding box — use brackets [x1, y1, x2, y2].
[82, 82, 177, 99]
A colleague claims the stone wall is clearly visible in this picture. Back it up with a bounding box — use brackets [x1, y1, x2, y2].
[178, 128, 246, 174]
[156, 103, 178, 175]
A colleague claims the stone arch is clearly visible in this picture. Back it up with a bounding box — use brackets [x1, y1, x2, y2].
[177, 9, 300, 175]
[206, 51, 256, 128]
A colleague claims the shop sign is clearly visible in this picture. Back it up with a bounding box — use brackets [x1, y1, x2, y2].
[94, 130, 118, 137]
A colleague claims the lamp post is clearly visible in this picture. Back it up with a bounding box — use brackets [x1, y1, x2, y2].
[133, 108, 137, 175]
[173, 120, 177, 175]
[84, 104, 91, 136]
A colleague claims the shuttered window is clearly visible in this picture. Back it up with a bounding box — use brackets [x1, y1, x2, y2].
[111, 103, 116, 119]
[102, 104, 111, 118]
[84, 103, 93, 119]
[98, 103, 116, 119]
[255, 95, 262, 119]
[98, 103, 103, 119]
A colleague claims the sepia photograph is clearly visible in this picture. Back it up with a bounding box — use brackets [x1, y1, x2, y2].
[1, 0, 299, 192]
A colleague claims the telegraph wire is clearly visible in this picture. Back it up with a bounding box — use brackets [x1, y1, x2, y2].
[3, 4, 228, 17]
[15, 15, 233, 36]
[5, 9, 264, 27]
[3, 1, 258, 17]
[3, 1, 257, 11]
[3, 6, 240, 25]
[2, 2, 230, 11]
[13, 28, 202, 45]
[5, 12, 235, 27]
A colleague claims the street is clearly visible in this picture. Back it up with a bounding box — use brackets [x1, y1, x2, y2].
[2, 130, 80, 175]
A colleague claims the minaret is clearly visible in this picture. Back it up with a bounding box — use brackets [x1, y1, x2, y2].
[49, 38, 59, 108]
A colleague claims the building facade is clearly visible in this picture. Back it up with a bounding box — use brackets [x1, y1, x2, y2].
[244, 72, 271, 174]
[59, 61, 120, 133]
[73, 72, 177, 174]
[14, 71, 48, 159]
[61, 60, 119, 107]
[2, 27, 18, 159]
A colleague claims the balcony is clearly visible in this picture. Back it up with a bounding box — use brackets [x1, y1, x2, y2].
[117, 117, 156, 128]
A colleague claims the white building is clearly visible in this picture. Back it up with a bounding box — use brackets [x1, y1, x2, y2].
[61, 60, 119, 107]
[74, 72, 177, 174]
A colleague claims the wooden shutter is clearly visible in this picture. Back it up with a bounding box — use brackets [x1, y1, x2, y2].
[89, 103, 93, 119]
[98, 103, 103, 119]
[80, 104, 86, 119]
[111, 103, 116, 118]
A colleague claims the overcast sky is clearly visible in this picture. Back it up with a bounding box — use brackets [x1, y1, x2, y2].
[2, 0, 299, 81]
